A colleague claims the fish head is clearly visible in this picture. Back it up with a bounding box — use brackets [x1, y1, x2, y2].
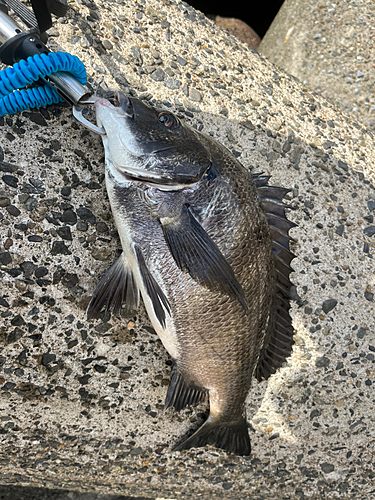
[95, 92, 211, 188]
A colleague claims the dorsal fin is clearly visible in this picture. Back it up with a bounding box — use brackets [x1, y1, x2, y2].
[252, 173, 296, 381]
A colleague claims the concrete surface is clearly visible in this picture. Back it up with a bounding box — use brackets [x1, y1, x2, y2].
[0, 484, 147, 500]
[0, 0, 375, 498]
[259, 0, 375, 129]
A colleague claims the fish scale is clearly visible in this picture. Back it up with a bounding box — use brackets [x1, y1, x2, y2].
[87, 92, 296, 456]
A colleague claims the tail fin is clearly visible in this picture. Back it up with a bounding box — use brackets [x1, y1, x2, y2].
[174, 417, 251, 456]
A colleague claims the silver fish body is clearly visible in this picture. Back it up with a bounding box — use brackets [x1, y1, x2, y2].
[88, 93, 295, 455]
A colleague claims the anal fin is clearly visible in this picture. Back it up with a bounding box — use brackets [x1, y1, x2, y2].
[165, 363, 206, 412]
[87, 253, 140, 320]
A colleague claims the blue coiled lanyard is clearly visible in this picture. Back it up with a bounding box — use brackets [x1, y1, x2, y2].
[0, 51, 86, 117]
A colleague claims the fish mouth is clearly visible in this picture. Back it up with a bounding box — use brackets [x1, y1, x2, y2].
[100, 92, 210, 189]
[110, 160, 202, 190]
[113, 91, 134, 118]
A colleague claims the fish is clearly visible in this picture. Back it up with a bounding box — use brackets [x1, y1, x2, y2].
[87, 91, 296, 456]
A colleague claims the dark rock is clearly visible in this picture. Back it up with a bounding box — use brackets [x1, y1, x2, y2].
[57, 226, 72, 241]
[368, 200, 375, 212]
[42, 353, 56, 366]
[310, 409, 321, 418]
[61, 273, 79, 289]
[35, 267, 48, 278]
[20, 261, 37, 278]
[95, 323, 112, 334]
[320, 463, 334, 473]
[87, 181, 102, 190]
[312, 161, 329, 172]
[51, 241, 72, 256]
[176, 56, 187, 66]
[24, 197, 37, 211]
[67, 339, 78, 349]
[77, 207, 96, 224]
[0, 196, 10, 207]
[322, 299, 337, 314]
[315, 356, 330, 368]
[91, 247, 112, 261]
[6, 205, 21, 217]
[94, 364, 107, 373]
[242, 120, 255, 130]
[53, 267, 65, 284]
[81, 358, 93, 366]
[338, 160, 348, 171]
[61, 186, 71, 196]
[130, 46, 143, 65]
[7, 327, 25, 344]
[15, 223, 27, 232]
[61, 209, 77, 225]
[6, 268, 21, 278]
[150, 68, 166, 81]
[10, 315, 26, 327]
[299, 466, 318, 478]
[364, 226, 375, 237]
[78, 375, 91, 385]
[24, 111, 48, 126]
[96, 222, 109, 234]
[222, 482, 234, 490]
[0, 251, 12, 265]
[28, 235, 43, 242]
[2, 175, 18, 188]
[77, 221, 88, 231]
[335, 225, 344, 236]
[1, 382, 16, 391]
[0, 161, 17, 173]
[0, 298, 10, 307]
[129, 447, 143, 455]
[357, 327, 366, 339]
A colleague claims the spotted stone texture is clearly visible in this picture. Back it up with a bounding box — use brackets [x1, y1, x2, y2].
[0, 0, 374, 499]
[259, 0, 375, 129]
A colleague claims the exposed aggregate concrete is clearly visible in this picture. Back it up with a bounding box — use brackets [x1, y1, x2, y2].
[259, 0, 375, 129]
[0, 0, 374, 498]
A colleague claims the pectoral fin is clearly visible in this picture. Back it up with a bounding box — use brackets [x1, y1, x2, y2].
[87, 253, 140, 320]
[160, 205, 247, 310]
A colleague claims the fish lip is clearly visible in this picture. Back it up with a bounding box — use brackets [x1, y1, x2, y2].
[112, 162, 201, 187]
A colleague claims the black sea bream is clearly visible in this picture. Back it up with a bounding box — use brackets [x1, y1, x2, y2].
[87, 92, 296, 456]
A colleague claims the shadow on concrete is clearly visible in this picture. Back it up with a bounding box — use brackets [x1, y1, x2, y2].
[0, 484, 152, 500]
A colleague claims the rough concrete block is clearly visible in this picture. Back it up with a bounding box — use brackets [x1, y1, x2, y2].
[259, 0, 375, 129]
[0, 0, 374, 498]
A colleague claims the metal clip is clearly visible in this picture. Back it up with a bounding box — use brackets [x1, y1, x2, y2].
[72, 96, 105, 135]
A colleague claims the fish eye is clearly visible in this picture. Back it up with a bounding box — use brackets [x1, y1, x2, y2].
[158, 112, 179, 128]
